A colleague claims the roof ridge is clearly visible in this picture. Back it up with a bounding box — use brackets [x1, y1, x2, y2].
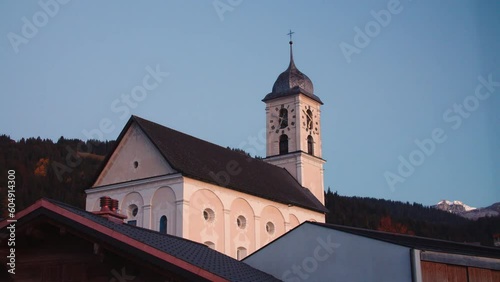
[309, 222, 500, 256]
[46, 198, 211, 246]
[13, 198, 279, 281]
[111, 115, 327, 213]
[133, 115, 264, 161]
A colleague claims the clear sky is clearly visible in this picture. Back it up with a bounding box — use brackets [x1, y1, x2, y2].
[1, 0, 498, 208]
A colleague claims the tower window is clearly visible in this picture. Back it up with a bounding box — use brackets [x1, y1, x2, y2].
[306, 109, 313, 130]
[279, 108, 288, 128]
[307, 135, 314, 155]
[159, 215, 167, 234]
[279, 134, 288, 155]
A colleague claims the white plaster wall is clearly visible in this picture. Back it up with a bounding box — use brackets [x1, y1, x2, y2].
[151, 186, 177, 235]
[265, 95, 322, 158]
[187, 188, 226, 254]
[229, 198, 256, 259]
[297, 95, 322, 158]
[260, 205, 286, 246]
[265, 152, 325, 205]
[85, 174, 184, 235]
[299, 154, 326, 205]
[289, 214, 300, 229]
[87, 172, 323, 260]
[244, 223, 413, 282]
[265, 96, 300, 156]
[265, 154, 301, 182]
[264, 94, 325, 205]
[122, 192, 144, 226]
[94, 123, 176, 186]
[183, 177, 324, 259]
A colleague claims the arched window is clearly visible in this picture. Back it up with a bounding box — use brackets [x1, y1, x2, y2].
[265, 222, 275, 235]
[203, 208, 215, 223]
[205, 241, 215, 249]
[128, 204, 138, 218]
[237, 247, 247, 260]
[279, 108, 288, 128]
[159, 215, 167, 234]
[127, 204, 139, 226]
[307, 135, 314, 155]
[236, 215, 246, 229]
[279, 134, 288, 155]
[306, 109, 313, 130]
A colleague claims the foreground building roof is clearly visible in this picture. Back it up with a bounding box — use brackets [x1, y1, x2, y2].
[0, 198, 280, 282]
[244, 221, 500, 281]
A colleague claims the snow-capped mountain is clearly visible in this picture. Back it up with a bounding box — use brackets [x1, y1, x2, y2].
[433, 200, 500, 220]
[434, 200, 476, 213]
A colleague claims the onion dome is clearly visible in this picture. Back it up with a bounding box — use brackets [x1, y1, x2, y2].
[263, 40, 323, 104]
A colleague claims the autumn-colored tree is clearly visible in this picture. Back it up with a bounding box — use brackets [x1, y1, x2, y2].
[377, 215, 415, 235]
[34, 158, 49, 177]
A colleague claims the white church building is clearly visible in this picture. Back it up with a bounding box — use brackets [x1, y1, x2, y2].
[85, 40, 328, 260]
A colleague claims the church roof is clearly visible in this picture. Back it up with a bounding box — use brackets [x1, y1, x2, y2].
[0, 198, 280, 281]
[105, 115, 327, 213]
[262, 41, 323, 104]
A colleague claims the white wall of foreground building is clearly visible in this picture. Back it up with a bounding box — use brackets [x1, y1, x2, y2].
[243, 222, 413, 282]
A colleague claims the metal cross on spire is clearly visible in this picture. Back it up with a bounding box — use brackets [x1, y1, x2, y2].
[287, 29, 295, 42]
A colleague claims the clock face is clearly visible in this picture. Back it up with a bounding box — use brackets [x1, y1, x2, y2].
[269, 104, 296, 133]
[302, 106, 319, 135]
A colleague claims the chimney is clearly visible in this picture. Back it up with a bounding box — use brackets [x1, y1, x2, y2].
[111, 199, 119, 212]
[93, 196, 127, 224]
[100, 196, 112, 211]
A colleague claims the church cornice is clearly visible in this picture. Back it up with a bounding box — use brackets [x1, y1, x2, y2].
[264, 150, 326, 163]
[86, 173, 183, 195]
[262, 87, 323, 105]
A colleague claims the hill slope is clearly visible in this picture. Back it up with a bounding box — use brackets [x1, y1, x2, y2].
[0, 135, 115, 213]
[1, 135, 498, 247]
[325, 189, 500, 247]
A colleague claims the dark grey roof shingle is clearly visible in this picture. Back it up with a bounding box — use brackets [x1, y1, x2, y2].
[45, 199, 280, 282]
[127, 116, 327, 213]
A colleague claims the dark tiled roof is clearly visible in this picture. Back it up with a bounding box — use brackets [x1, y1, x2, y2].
[17, 198, 280, 282]
[128, 116, 327, 213]
[310, 222, 500, 259]
[262, 86, 323, 105]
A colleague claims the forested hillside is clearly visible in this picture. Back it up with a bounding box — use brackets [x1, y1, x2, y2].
[1, 135, 498, 247]
[325, 189, 500, 247]
[0, 135, 114, 214]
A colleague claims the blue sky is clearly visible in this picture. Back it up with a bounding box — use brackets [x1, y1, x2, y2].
[1, 0, 498, 208]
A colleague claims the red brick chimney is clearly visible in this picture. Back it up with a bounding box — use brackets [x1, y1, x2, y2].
[93, 196, 127, 224]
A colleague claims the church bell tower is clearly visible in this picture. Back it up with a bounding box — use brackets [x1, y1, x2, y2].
[262, 35, 326, 205]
